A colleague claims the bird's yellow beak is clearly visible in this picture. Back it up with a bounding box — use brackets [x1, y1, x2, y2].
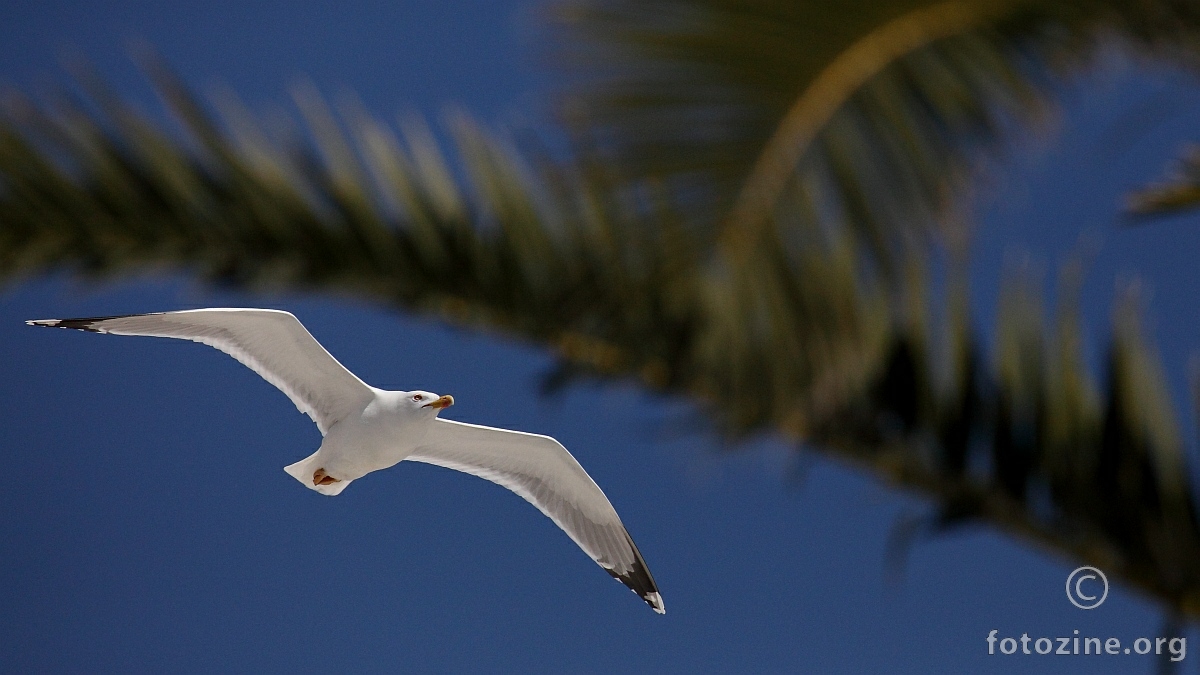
[423, 394, 454, 410]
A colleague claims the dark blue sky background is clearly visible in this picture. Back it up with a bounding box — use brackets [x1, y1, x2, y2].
[3, 2, 1200, 673]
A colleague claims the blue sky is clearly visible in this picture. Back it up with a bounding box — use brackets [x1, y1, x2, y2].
[3, 2, 1200, 673]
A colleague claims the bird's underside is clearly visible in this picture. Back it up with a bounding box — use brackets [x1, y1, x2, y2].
[312, 468, 340, 485]
[28, 308, 665, 614]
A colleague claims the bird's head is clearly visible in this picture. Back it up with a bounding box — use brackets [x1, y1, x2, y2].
[407, 390, 454, 415]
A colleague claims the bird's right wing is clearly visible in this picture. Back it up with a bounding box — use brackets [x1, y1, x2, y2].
[406, 418, 664, 613]
[27, 309, 374, 434]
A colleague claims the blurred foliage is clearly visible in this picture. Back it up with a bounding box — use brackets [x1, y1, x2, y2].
[5, 0, 1200, 621]
[1129, 143, 1200, 214]
[550, 0, 1200, 268]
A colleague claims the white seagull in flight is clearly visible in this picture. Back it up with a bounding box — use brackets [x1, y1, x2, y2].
[28, 308, 664, 614]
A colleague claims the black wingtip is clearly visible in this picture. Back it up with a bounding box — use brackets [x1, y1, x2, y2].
[26, 314, 143, 332]
[607, 533, 665, 614]
[27, 318, 103, 332]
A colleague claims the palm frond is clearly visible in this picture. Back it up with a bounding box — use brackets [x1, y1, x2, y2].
[550, 0, 1200, 268]
[1127, 144, 1200, 215]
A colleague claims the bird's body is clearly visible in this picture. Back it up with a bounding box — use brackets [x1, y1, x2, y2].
[288, 389, 437, 496]
[28, 308, 664, 614]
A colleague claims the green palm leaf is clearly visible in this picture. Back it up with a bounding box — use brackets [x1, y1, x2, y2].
[551, 0, 1200, 268]
[1128, 144, 1200, 215]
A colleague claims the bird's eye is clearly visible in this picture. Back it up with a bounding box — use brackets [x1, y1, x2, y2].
[413, 394, 423, 402]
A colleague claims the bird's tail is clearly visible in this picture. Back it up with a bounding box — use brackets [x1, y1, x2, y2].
[284, 451, 353, 496]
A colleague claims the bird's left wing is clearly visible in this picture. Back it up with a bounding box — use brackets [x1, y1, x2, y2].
[27, 309, 374, 435]
[407, 418, 664, 614]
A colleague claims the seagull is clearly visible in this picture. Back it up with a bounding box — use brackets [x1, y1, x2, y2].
[28, 308, 664, 614]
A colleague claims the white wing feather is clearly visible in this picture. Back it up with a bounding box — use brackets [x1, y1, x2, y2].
[407, 418, 664, 613]
[27, 309, 374, 434]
